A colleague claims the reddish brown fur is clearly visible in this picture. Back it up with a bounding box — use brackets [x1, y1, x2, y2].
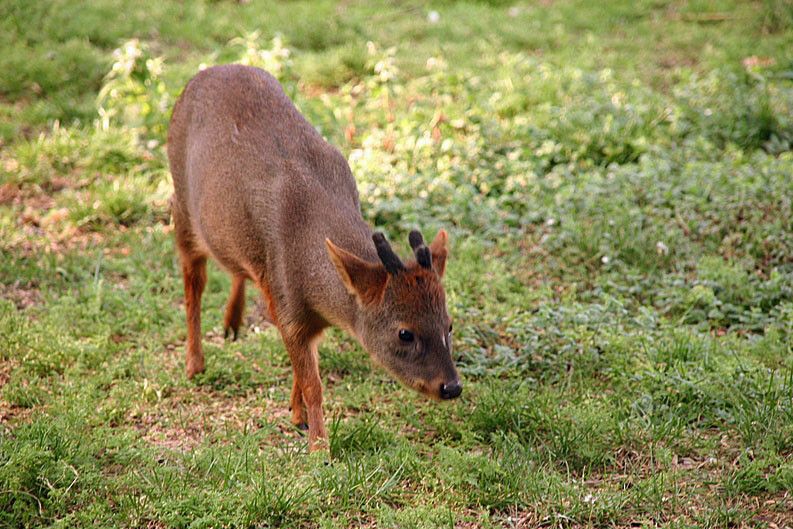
[391, 267, 446, 316]
[223, 275, 246, 339]
[167, 65, 459, 451]
[326, 239, 389, 306]
[257, 277, 281, 329]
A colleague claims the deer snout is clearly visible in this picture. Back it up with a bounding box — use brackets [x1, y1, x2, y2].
[440, 380, 462, 400]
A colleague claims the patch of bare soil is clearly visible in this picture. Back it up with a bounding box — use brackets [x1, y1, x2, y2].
[4, 197, 105, 257]
[501, 431, 793, 528]
[0, 360, 35, 427]
[576, 447, 793, 529]
[128, 385, 294, 452]
[9, 210, 106, 257]
[0, 182, 20, 205]
[1, 175, 107, 257]
[0, 403, 34, 428]
[0, 280, 42, 309]
[504, 491, 792, 529]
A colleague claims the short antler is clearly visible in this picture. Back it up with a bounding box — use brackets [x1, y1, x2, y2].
[408, 229, 432, 269]
[372, 232, 405, 275]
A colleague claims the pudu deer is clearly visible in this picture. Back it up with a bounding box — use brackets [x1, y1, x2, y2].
[167, 64, 461, 450]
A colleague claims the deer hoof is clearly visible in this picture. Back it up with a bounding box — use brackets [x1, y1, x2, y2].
[186, 358, 205, 379]
[223, 327, 238, 341]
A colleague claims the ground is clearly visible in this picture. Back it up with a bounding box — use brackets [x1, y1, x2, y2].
[1, 0, 793, 527]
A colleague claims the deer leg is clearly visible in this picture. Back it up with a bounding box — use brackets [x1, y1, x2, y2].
[290, 376, 308, 430]
[173, 200, 208, 379]
[181, 254, 207, 378]
[224, 274, 246, 341]
[284, 334, 327, 451]
[256, 276, 326, 448]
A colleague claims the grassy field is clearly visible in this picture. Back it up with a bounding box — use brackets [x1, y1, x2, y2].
[2, 0, 793, 527]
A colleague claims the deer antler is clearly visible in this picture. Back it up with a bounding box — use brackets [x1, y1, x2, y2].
[372, 232, 406, 274]
[408, 230, 432, 269]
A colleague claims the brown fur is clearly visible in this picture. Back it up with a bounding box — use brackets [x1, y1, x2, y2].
[167, 64, 460, 451]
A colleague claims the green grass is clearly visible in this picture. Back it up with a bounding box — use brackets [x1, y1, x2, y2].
[2, 0, 793, 527]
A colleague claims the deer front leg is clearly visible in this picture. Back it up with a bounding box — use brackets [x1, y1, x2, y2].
[284, 334, 327, 451]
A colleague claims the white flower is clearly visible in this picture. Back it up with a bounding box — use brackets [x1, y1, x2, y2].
[656, 241, 669, 255]
[601, 256, 610, 264]
[427, 10, 440, 24]
[426, 56, 447, 70]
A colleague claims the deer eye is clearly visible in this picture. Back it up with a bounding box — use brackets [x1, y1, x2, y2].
[449, 323, 453, 334]
[398, 329, 414, 343]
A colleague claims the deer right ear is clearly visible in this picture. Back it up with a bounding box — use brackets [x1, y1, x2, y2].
[428, 229, 449, 278]
[326, 239, 388, 306]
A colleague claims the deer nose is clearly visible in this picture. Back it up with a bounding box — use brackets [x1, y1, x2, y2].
[440, 381, 462, 400]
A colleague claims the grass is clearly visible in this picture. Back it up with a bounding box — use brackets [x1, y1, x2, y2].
[2, 0, 793, 527]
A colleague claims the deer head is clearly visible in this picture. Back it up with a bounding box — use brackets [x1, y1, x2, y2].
[326, 229, 461, 400]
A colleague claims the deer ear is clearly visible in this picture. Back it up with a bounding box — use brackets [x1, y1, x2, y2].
[428, 229, 448, 278]
[326, 239, 388, 305]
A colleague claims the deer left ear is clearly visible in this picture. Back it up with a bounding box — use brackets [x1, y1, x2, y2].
[428, 229, 448, 278]
[326, 239, 389, 306]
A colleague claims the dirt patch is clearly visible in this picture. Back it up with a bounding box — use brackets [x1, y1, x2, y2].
[505, 491, 792, 528]
[0, 280, 42, 310]
[129, 385, 295, 452]
[0, 361, 12, 389]
[658, 53, 698, 70]
[751, 492, 793, 528]
[0, 183, 19, 205]
[0, 403, 34, 428]
[0, 177, 113, 258]
[0, 360, 35, 427]
[577, 461, 793, 528]
[6, 218, 107, 258]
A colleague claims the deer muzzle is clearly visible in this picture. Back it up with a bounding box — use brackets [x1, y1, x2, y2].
[439, 380, 462, 400]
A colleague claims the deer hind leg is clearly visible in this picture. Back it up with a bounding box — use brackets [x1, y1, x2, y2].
[173, 203, 208, 379]
[290, 377, 307, 430]
[180, 255, 207, 378]
[224, 275, 246, 341]
[285, 333, 327, 451]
